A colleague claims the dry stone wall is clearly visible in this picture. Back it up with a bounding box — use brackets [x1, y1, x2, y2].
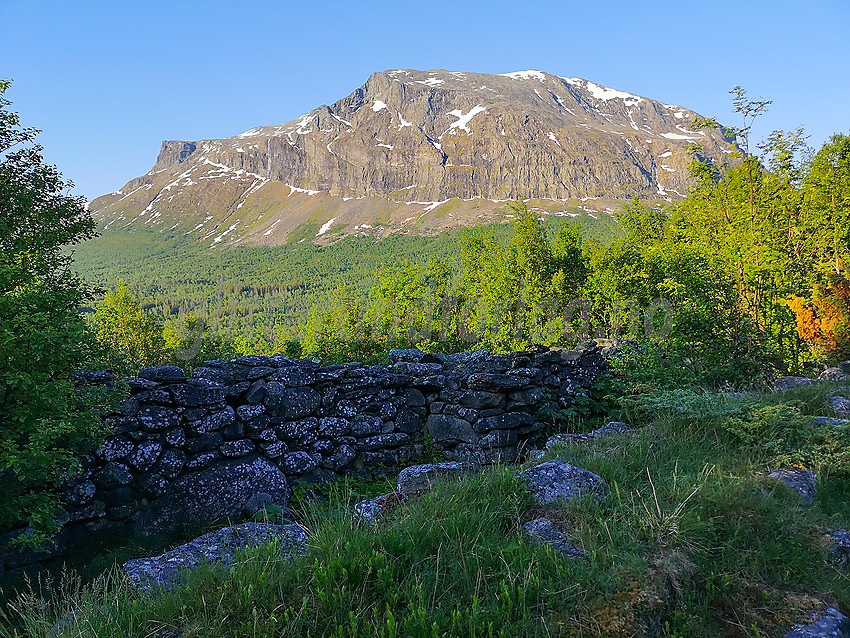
[3, 343, 604, 571]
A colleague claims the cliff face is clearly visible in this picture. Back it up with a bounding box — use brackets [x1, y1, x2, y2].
[90, 69, 738, 245]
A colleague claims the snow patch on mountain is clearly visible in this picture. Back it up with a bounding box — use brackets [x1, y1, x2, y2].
[444, 105, 486, 136]
[500, 70, 547, 81]
[316, 218, 336, 236]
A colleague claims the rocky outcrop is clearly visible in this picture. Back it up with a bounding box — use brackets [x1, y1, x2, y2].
[89, 69, 739, 246]
[123, 522, 307, 589]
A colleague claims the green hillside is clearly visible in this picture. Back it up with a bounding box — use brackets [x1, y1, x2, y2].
[71, 212, 621, 342]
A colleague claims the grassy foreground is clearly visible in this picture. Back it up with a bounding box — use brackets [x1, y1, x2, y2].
[2, 383, 850, 637]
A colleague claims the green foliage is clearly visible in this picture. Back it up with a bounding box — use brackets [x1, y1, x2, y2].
[92, 283, 168, 374]
[615, 196, 667, 245]
[0, 81, 110, 545]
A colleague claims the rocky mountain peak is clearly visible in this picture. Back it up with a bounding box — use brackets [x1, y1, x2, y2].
[90, 69, 737, 246]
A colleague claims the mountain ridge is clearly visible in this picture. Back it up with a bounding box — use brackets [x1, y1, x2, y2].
[90, 69, 738, 246]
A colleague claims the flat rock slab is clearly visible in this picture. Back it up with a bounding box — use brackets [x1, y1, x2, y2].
[397, 462, 476, 495]
[769, 467, 817, 504]
[546, 421, 630, 448]
[124, 522, 307, 589]
[786, 607, 850, 637]
[521, 460, 607, 506]
[522, 518, 585, 558]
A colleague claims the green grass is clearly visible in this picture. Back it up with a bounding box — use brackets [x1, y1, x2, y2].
[3, 384, 849, 637]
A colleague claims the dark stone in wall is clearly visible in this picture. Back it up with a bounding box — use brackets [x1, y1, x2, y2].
[136, 456, 291, 536]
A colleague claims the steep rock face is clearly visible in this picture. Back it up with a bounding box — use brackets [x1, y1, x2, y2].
[90, 69, 738, 245]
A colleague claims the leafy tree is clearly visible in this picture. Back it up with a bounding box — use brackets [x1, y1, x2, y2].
[615, 196, 667, 245]
[0, 80, 109, 545]
[92, 282, 168, 373]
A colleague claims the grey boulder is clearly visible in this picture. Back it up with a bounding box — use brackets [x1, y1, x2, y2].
[521, 460, 606, 506]
[830, 396, 850, 418]
[768, 467, 817, 504]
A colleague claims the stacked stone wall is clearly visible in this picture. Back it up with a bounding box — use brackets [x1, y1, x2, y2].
[2, 344, 604, 571]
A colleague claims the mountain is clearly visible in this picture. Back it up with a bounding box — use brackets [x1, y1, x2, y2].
[89, 69, 738, 246]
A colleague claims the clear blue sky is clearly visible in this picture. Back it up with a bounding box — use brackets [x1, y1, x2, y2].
[2, 0, 848, 199]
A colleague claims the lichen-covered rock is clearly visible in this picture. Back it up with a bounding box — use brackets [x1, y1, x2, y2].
[358, 433, 409, 451]
[136, 457, 291, 536]
[812, 417, 850, 427]
[522, 460, 607, 506]
[319, 417, 350, 437]
[167, 378, 226, 406]
[353, 498, 384, 526]
[64, 478, 97, 507]
[154, 449, 186, 479]
[265, 384, 321, 419]
[95, 436, 134, 462]
[351, 414, 385, 437]
[220, 439, 256, 458]
[467, 373, 529, 392]
[819, 367, 849, 381]
[127, 442, 162, 471]
[272, 366, 316, 387]
[768, 467, 817, 504]
[473, 412, 534, 434]
[785, 607, 850, 637]
[522, 518, 585, 558]
[191, 406, 235, 435]
[396, 462, 476, 495]
[137, 405, 179, 431]
[326, 444, 357, 470]
[279, 451, 319, 475]
[124, 522, 307, 589]
[275, 417, 318, 440]
[164, 427, 186, 447]
[93, 462, 134, 489]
